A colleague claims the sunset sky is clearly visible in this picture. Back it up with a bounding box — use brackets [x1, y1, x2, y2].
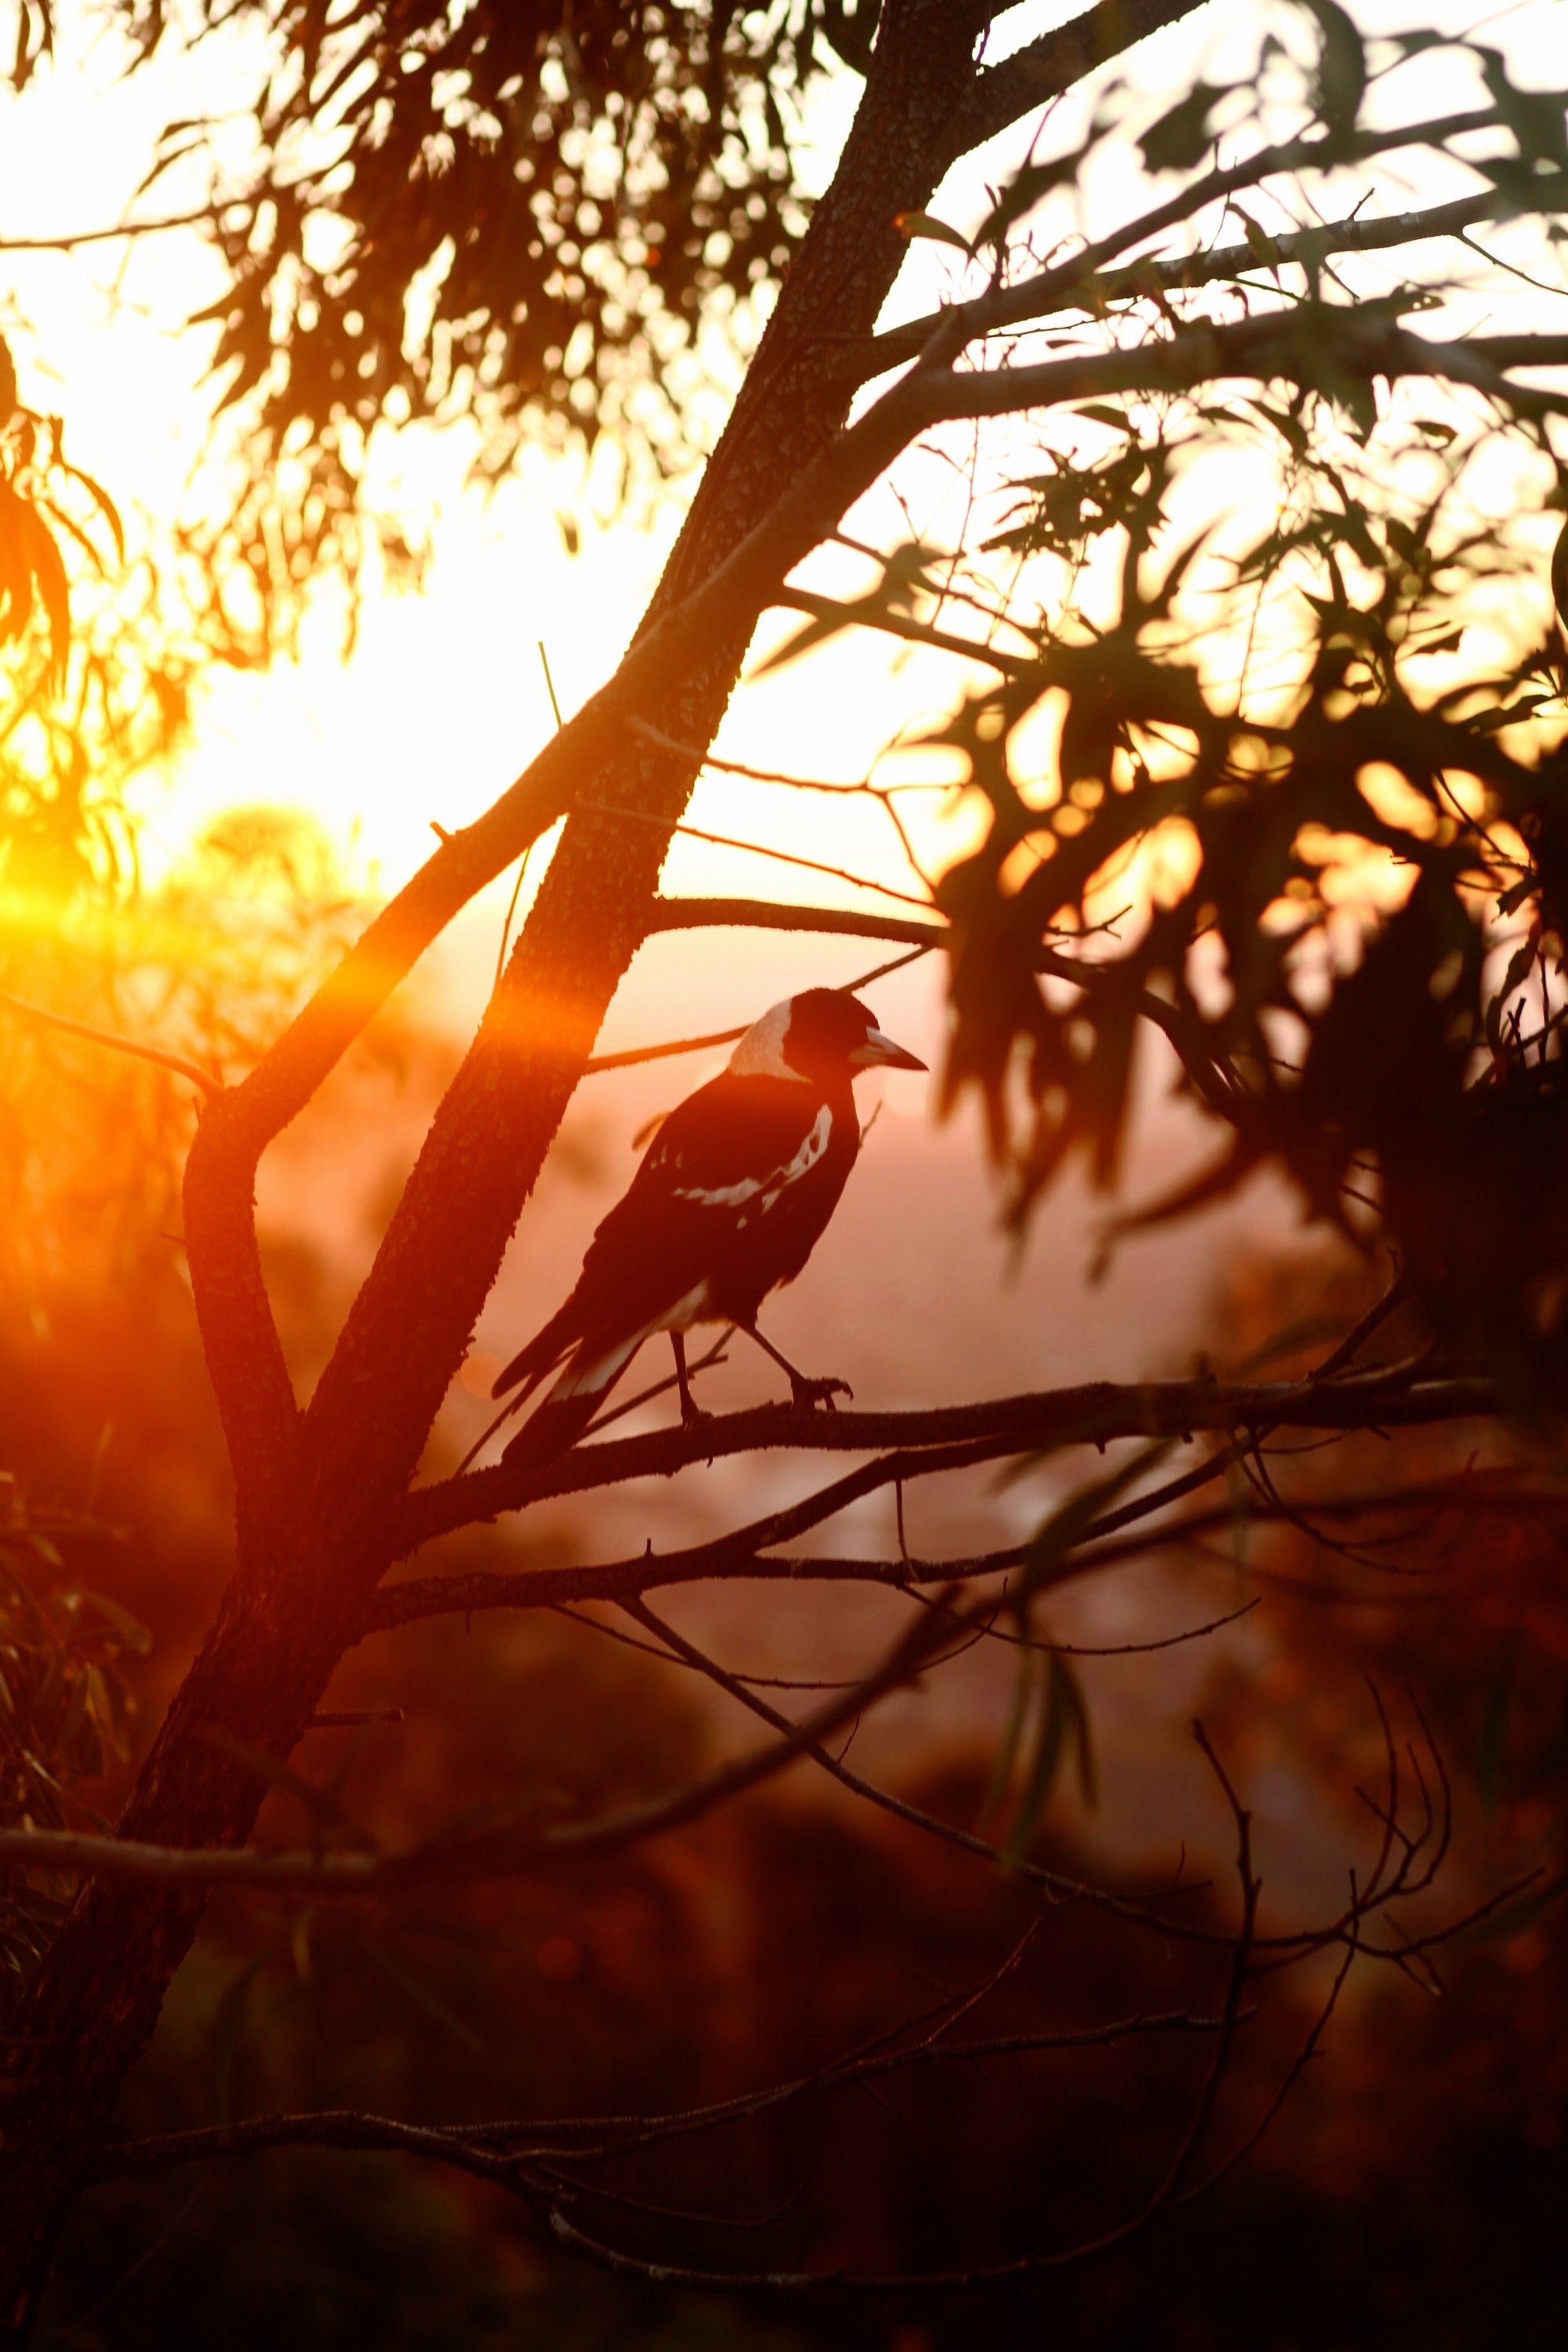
[3, 0, 1562, 1071]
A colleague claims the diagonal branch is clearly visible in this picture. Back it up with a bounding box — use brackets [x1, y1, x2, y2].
[0, 989, 220, 1097]
[861, 182, 1562, 383]
[366, 1470, 1559, 1634]
[946, 0, 1210, 162]
[640, 897, 944, 949]
[771, 585, 1036, 676]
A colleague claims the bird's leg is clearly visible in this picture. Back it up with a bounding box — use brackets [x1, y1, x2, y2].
[741, 1319, 853, 1411]
[670, 1332, 709, 1427]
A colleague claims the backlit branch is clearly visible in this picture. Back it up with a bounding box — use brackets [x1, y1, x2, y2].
[368, 1460, 1555, 1635]
[861, 179, 1568, 383]
[396, 1367, 1498, 1558]
[639, 897, 942, 950]
[945, 0, 1210, 162]
[0, 989, 220, 1097]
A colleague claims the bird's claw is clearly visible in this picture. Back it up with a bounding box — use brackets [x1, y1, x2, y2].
[789, 1374, 853, 1412]
[679, 1399, 712, 1430]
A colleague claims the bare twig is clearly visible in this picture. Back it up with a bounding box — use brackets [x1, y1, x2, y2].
[0, 1592, 960, 1893]
[0, 989, 221, 1098]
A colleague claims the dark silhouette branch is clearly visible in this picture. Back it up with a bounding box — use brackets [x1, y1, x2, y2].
[927, 320, 1568, 432]
[770, 585, 1036, 676]
[371, 1454, 1549, 1639]
[0, 201, 238, 252]
[397, 1368, 1499, 1557]
[946, 0, 1211, 162]
[640, 896, 942, 949]
[583, 1025, 750, 1076]
[370, 1546, 1018, 1631]
[88, 2009, 1234, 2184]
[861, 181, 1563, 380]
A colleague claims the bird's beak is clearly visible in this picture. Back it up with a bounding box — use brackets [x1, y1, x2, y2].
[849, 1028, 927, 1073]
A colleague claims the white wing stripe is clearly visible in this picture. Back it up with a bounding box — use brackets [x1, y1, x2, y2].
[670, 1104, 833, 1210]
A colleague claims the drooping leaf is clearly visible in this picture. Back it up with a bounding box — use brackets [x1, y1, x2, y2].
[1138, 82, 1229, 174]
[1303, 0, 1367, 145]
[893, 209, 971, 256]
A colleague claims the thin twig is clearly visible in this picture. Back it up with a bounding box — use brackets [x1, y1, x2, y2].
[0, 989, 221, 1097]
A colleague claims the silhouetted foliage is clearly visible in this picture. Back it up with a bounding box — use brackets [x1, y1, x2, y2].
[788, 9, 1568, 1401]
[9, 0, 887, 592]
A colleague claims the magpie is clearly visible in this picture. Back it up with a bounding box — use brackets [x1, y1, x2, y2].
[491, 987, 926, 1464]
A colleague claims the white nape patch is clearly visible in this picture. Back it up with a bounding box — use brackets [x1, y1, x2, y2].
[727, 998, 805, 1082]
[673, 1105, 833, 1213]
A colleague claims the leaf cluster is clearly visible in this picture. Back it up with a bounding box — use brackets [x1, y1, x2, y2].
[935, 402, 1568, 1383]
[0, 330, 121, 693]
[0, 325, 192, 928]
[775, 7, 1568, 1393]
[91, 3, 867, 516]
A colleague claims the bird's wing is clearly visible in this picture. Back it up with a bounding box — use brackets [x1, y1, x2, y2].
[568, 1073, 844, 1334]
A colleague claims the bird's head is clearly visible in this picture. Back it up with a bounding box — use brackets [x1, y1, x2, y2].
[728, 989, 927, 1087]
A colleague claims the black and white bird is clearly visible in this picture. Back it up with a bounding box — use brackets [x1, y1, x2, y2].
[492, 988, 926, 1464]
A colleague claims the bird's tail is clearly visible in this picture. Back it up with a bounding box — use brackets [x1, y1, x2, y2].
[500, 1334, 644, 1468]
[492, 1298, 585, 1404]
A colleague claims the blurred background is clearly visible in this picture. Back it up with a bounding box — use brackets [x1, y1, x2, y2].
[2, 1, 1566, 2344]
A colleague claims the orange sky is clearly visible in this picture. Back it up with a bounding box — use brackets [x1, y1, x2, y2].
[3, 0, 1564, 1073]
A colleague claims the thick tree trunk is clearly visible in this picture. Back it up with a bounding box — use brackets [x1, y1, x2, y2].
[0, 2, 995, 2325]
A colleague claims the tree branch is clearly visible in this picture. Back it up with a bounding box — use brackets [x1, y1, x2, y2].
[369, 1543, 1014, 1632]
[87, 2008, 1229, 2186]
[0, 989, 220, 1097]
[0, 1590, 957, 1893]
[395, 1368, 1498, 1557]
[862, 183, 1557, 383]
[365, 1460, 1564, 1646]
[0, 202, 237, 252]
[772, 585, 1035, 676]
[924, 315, 1568, 435]
[945, 0, 1211, 163]
[641, 896, 942, 949]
